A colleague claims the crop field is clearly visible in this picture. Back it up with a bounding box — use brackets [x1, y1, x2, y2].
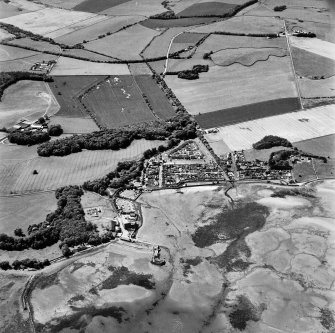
[0, 191, 57, 234]
[165, 57, 297, 115]
[177, 2, 236, 16]
[38, 0, 85, 9]
[195, 98, 301, 129]
[50, 57, 130, 75]
[141, 16, 220, 29]
[204, 105, 335, 151]
[134, 75, 176, 119]
[48, 75, 107, 117]
[0, 139, 164, 194]
[73, 0, 130, 13]
[190, 15, 283, 34]
[142, 27, 187, 59]
[49, 116, 99, 133]
[55, 15, 142, 45]
[85, 24, 160, 60]
[299, 76, 335, 98]
[211, 47, 287, 66]
[0, 80, 59, 128]
[291, 47, 335, 79]
[0, 7, 99, 36]
[99, 0, 165, 16]
[290, 37, 335, 61]
[82, 76, 156, 128]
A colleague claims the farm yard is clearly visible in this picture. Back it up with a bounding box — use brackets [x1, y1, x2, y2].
[165, 56, 298, 116]
[0, 139, 164, 194]
[204, 105, 335, 153]
[48, 75, 107, 118]
[84, 24, 160, 60]
[50, 57, 130, 75]
[0, 80, 59, 128]
[81, 75, 156, 128]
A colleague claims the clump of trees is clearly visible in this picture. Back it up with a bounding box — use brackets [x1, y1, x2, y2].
[252, 135, 292, 150]
[273, 5, 287, 11]
[177, 65, 209, 80]
[37, 114, 196, 157]
[8, 131, 50, 146]
[48, 124, 63, 136]
[0, 259, 50, 271]
[268, 150, 296, 170]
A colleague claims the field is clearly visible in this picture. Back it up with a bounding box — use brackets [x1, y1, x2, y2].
[299, 76, 335, 98]
[128, 63, 152, 75]
[0, 139, 164, 194]
[7, 37, 61, 53]
[0, 7, 99, 36]
[165, 56, 298, 115]
[73, 0, 130, 13]
[294, 134, 335, 158]
[49, 116, 99, 133]
[0, 80, 59, 128]
[0, 191, 57, 234]
[178, 2, 236, 16]
[81, 76, 156, 128]
[0, 44, 38, 61]
[61, 48, 115, 62]
[195, 98, 301, 129]
[141, 16, 220, 29]
[204, 105, 335, 152]
[0, 27, 14, 41]
[84, 24, 160, 60]
[50, 57, 130, 75]
[0, 0, 44, 19]
[134, 75, 176, 119]
[190, 15, 283, 34]
[48, 75, 107, 117]
[55, 15, 142, 46]
[37, 0, 86, 9]
[291, 47, 335, 79]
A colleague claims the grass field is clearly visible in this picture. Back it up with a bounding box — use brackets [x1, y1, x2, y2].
[128, 63, 152, 75]
[204, 105, 335, 151]
[195, 98, 300, 129]
[85, 24, 160, 60]
[73, 0, 130, 13]
[38, 0, 85, 9]
[141, 16, 220, 29]
[165, 57, 297, 115]
[0, 80, 59, 128]
[8, 37, 61, 53]
[294, 134, 335, 158]
[82, 76, 156, 128]
[0, 191, 57, 234]
[61, 48, 114, 61]
[0, 44, 38, 61]
[134, 75, 175, 119]
[211, 47, 287, 66]
[48, 75, 107, 118]
[50, 57, 130, 75]
[55, 15, 142, 46]
[49, 116, 99, 133]
[190, 15, 283, 34]
[0, 139, 164, 194]
[0, 7, 98, 36]
[0, 0, 43, 19]
[299, 76, 335, 98]
[178, 2, 236, 16]
[291, 47, 335, 79]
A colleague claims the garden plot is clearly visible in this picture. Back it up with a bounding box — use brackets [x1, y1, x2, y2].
[0, 80, 59, 128]
[50, 57, 130, 75]
[204, 105, 335, 151]
[165, 56, 297, 115]
[299, 76, 335, 98]
[55, 15, 143, 45]
[85, 24, 160, 60]
[190, 15, 283, 34]
[0, 7, 98, 36]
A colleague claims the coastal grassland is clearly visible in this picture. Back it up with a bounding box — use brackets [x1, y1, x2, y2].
[0, 139, 164, 194]
[0, 80, 59, 128]
[165, 56, 297, 116]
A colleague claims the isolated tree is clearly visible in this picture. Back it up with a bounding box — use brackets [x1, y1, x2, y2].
[48, 124, 63, 136]
[38, 117, 45, 124]
[33, 170, 38, 175]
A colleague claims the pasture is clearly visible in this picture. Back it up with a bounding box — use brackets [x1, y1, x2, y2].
[81, 76, 156, 128]
[49, 116, 99, 133]
[55, 15, 142, 45]
[134, 75, 176, 119]
[0, 80, 59, 128]
[165, 57, 297, 115]
[0, 7, 98, 36]
[190, 15, 283, 34]
[291, 47, 335, 79]
[204, 105, 335, 151]
[195, 98, 301, 129]
[50, 57, 130, 75]
[84, 24, 160, 60]
[0, 139, 164, 194]
[48, 75, 107, 117]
